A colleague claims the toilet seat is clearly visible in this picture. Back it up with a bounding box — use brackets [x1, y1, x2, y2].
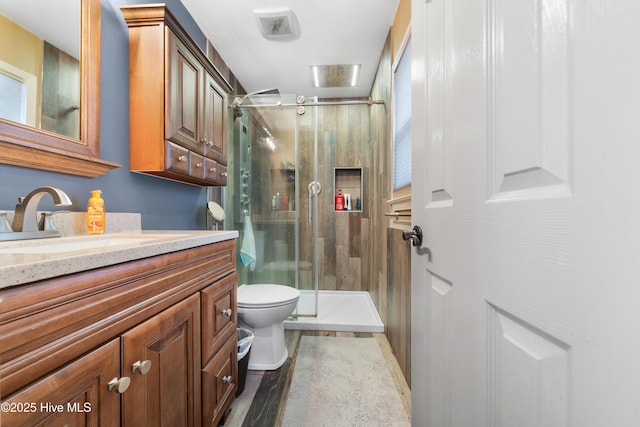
[237, 284, 300, 309]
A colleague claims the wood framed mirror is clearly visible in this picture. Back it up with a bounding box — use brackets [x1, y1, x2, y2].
[0, 0, 121, 177]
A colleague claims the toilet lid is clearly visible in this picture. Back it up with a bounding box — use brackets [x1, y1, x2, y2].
[237, 284, 300, 308]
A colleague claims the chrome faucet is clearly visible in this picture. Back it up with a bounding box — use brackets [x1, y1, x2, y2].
[12, 187, 72, 232]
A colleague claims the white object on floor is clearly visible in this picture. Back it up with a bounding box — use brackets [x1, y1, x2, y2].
[237, 284, 300, 370]
[284, 290, 384, 333]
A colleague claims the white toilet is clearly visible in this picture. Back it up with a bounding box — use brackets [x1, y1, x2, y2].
[237, 284, 300, 370]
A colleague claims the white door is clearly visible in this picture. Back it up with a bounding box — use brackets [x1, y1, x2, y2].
[411, 0, 640, 426]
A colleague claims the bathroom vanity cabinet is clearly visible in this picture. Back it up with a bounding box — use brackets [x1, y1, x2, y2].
[121, 4, 230, 187]
[0, 239, 238, 426]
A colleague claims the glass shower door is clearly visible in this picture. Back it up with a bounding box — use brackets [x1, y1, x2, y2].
[295, 97, 319, 316]
[224, 93, 319, 317]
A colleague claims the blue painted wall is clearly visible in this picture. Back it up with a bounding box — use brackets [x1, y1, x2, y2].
[0, 0, 213, 230]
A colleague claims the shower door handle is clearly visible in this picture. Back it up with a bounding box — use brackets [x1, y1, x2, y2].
[308, 181, 322, 223]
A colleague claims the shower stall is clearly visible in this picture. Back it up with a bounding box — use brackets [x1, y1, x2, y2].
[223, 92, 384, 330]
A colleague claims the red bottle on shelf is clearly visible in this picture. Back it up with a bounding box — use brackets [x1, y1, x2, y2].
[335, 188, 345, 211]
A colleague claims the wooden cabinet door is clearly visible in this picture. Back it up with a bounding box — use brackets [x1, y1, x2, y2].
[202, 334, 237, 426]
[122, 294, 201, 427]
[203, 73, 226, 163]
[0, 339, 121, 427]
[167, 31, 204, 155]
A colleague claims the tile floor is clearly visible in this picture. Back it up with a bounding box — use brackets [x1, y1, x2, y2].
[223, 330, 411, 427]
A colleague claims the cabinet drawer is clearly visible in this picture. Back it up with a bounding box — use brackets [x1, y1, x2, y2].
[202, 334, 237, 426]
[205, 158, 227, 185]
[191, 152, 206, 180]
[201, 273, 237, 364]
[216, 163, 228, 185]
[204, 158, 219, 183]
[165, 141, 190, 175]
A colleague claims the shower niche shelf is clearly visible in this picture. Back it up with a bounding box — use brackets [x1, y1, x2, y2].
[270, 168, 295, 212]
[334, 167, 363, 212]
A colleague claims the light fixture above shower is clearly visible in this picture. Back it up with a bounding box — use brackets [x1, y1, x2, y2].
[311, 64, 361, 88]
[254, 8, 300, 40]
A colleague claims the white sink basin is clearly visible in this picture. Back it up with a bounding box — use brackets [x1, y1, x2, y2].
[0, 233, 190, 255]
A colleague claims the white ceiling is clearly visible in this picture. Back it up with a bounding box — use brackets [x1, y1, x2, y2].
[180, 0, 400, 99]
[0, 0, 79, 59]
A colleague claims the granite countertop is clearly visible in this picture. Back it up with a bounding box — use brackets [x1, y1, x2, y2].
[0, 230, 238, 289]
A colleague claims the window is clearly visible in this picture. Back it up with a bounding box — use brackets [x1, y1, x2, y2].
[0, 71, 27, 124]
[388, 34, 412, 229]
[393, 36, 411, 191]
[0, 60, 37, 127]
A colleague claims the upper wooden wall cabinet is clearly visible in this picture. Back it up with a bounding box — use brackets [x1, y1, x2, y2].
[121, 4, 231, 186]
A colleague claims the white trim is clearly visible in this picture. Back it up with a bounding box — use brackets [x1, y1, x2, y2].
[392, 25, 413, 72]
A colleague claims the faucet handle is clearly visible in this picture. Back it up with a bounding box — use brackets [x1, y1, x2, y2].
[39, 210, 70, 232]
[40, 210, 71, 232]
[38, 212, 56, 232]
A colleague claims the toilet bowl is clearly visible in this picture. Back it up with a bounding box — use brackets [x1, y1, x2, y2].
[237, 284, 300, 370]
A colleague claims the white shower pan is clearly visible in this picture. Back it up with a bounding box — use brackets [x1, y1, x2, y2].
[284, 290, 384, 333]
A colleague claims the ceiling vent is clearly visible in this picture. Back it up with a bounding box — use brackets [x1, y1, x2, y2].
[254, 8, 300, 41]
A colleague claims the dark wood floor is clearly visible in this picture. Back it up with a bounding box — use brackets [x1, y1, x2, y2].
[222, 330, 410, 427]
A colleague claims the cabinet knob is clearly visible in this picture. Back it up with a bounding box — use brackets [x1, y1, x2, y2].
[196, 162, 203, 168]
[221, 308, 232, 317]
[222, 376, 233, 385]
[108, 376, 131, 394]
[132, 360, 152, 375]
[222, 172, 228, 177]
[210, 167, 217, 173]
[178, 155, 187, 162]
[207, 140, 214, 147]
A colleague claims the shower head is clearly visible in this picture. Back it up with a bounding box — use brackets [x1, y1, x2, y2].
[232, 88, 280, 107]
